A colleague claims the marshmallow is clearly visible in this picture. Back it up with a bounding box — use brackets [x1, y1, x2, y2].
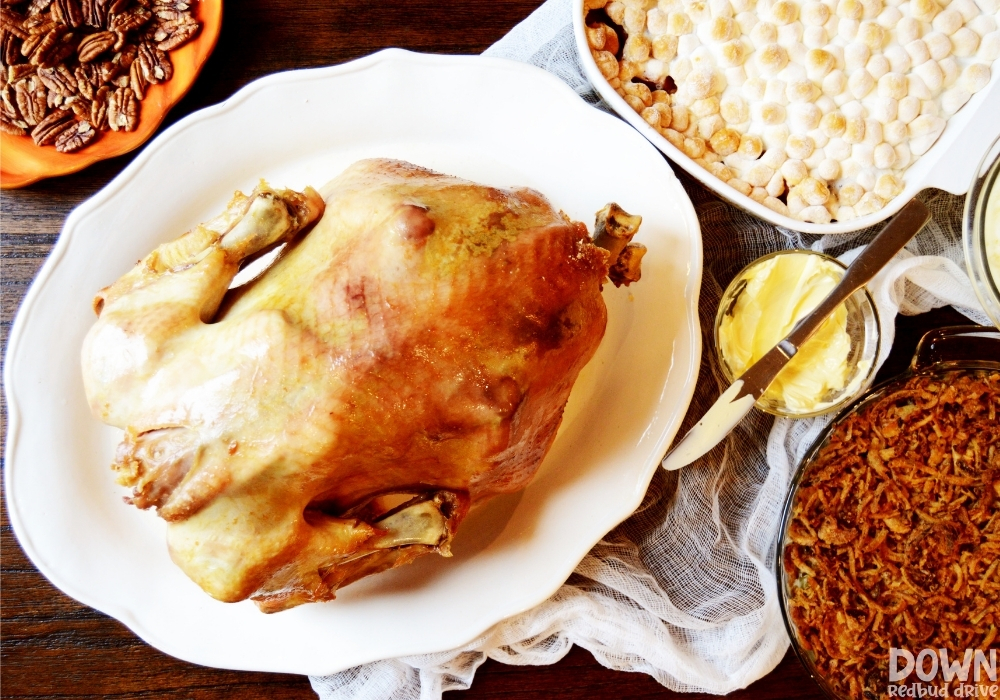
[787, 78, 820, 101]
[932, 9, 963, 35]
[821, 111, 848, 136]
[835, 205, 858, 221]
[720, 94, 751, 122]
[826, 136, 852, 159]
[874, 172, 903, 199]
[844, 115, 867, 142]
[816, 157, 842, 179]
[770, 0, 799, 24]
[924, 31, 953, 61]
[914, 59, 945, 92]
[698, 113, 726, 138]
[939, 56, 961, 87]
[790, 102, 824, 130]
[710, 0, 735, 16]
[866, 53, 890, 79]
[778, 21, 805, 44]
[751, 20, 778, 45]
[951, 0, 981, 21]
[856, 168, 877, 191]
[853, 141, 876, 166]
[763, 123, 791, 148]
[968, 15, 997, 39]
[898, 95, 921, 122]
[878, 71, 908, 99]
[804, 25, 830, 48]
[845, 41, 872, 70]
[765, 77, 789, 103]
[839, 17, 860, 40]
[753, 100, 785, 125]
[883, 119, 908, 143]
[894, 142, 913, 168]
[910, 0, 940, 23]
[951, 27, 980, 57]
[726, 65, 750, 89]
[737, 77, 764, 104]
[780, 158, 810, 184]
[757, 43, 791, 75]
[668, 11, 695, 34]
[738, 133, 765, 158]
[745, 161, 776, 185]
[978, 32, 1000, 61]
[687, 68, 717, 98]
[873, 142, 897, 167]
[802, 1, 831, 25]
[787, 133, 816, 158]
[884, 45, 912, 73]
[837, 0, 864, 21]
[796, 176, 832, 204]
[870, 95, 899, 122]
[653, 35, 680, 60]
[896, 17, 923, 45]
[877, 5, 902, 27]
[858, 21, 886, 50]
[905, 39, 931, 65]
[710, 127, 742, 154]
[941, 85, 972, 114]
[838, 182, 865, 205]
[855, 191, 885, 216]
[849, 69, 876, 98]
[798, 205, 834, 222]
[720, 39, 749, 65]
[691, 96, 721, 116]
[959, 62, 991, 92]
[908, 73, 934, 99]
[822, 69, 848, 95]
[766, 170, 787, 196]
[805, 48, 836, 78]
[809, 127, 830, 147]
[907, 113, 946, 154]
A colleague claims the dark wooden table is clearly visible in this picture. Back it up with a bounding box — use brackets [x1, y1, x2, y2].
[0, 1, 977, 697]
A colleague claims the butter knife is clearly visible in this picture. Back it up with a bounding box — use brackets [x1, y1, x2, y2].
[661, 198, 931, 471]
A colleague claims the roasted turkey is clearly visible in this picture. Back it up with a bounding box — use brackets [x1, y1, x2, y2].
[81, 159, 644, 611]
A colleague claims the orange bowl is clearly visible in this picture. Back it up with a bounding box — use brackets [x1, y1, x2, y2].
[0, 0, 222, 189]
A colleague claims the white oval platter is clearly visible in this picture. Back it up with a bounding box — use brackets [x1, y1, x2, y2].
[4, 49, 702, 676]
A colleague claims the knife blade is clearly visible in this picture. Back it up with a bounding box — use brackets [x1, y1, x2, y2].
[661, 198, 931, 471]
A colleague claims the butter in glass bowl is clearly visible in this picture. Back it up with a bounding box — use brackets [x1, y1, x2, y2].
[714, 249, 880, 417]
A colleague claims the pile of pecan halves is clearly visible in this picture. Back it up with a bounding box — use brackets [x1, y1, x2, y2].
[1, 0, 200, 152]
[784, 369, 1000, 699]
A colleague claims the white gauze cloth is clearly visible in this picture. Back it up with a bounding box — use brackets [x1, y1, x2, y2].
[310, 1, 990, 697]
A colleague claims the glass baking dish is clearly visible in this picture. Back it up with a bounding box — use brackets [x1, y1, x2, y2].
[776, 325, 1000, 700]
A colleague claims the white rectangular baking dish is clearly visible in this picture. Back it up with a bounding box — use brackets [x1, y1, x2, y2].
[574, 0, 1000, 235]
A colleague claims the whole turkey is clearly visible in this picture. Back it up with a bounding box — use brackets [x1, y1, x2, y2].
[81, 159, 645, 611]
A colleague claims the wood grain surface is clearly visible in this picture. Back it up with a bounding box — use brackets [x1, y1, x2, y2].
[0, 1, 977, 697]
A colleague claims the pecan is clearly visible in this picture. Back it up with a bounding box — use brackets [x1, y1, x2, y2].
[126, 50, 141, 96]
[0, 82, 18, 116]
[36, 62, 73, 92]
[114, 39, 134, 66]
[28, 103, 70, 142]
[13, 73, 43, 122]
[50, 0, 82, 28]
[25, 0, 52, 15]
[107, 5, 148, 32]
[23, 14, 50, 32]
[152, 14, 194, 50]
[76, 27, 110, 60]
[72, 62, 91, 97]
[108, 0, 129, 14]
[66, 90, 86, 115]
[136, 37, 166, 81]
[25, 25, 56, 63]
[87, 80, 104, 125]
[105, 82, 132, 130]
[95, 56, 116, 81]
[2, 30, 21, 63]
[0, 8, 29, 39]
[7, 61, 33, 80]
[54, 116, 94, 150]
[33, 27, 74, 66]
[0, 110, 25, 134]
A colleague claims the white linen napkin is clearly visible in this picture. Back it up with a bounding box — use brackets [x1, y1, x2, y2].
[310, 1, 989, 697]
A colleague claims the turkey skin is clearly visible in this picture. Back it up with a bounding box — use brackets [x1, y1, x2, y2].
[81, 159, 642, 611]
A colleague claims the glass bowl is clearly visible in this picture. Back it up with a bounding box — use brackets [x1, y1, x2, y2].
[776, 326, 1000, 700]
[713, 250, 880, 418]
[963, 134, 1000, 329]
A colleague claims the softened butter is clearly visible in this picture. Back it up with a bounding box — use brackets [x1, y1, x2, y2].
[719, 253, 856, 414]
